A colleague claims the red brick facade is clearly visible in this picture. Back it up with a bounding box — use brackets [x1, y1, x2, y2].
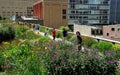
[33, 0, 68, 28]
[33, 0, 43, 19]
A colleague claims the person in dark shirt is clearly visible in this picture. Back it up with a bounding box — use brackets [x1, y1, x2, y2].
[76, 31, 82, 51]
[62, 28, 68, 41]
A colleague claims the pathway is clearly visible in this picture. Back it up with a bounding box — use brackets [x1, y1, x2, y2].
[31, 29, 73, 45]
[32, 29, 62, 41]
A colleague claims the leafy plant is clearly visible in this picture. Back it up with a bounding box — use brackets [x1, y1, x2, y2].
[41, 41, 119, 75]
[0, 53, 4, 71]
[56, 31, 62, 38]
[93, 42, 114, 52]
[0, 24, 15, 43]
[59, 26, 71, 31]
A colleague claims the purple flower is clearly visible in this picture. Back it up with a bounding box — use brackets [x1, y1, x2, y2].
[108, 59, 118, 64]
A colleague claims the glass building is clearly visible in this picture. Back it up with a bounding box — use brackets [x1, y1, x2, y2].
[68, 0, 110, 25]
[110, 0, 120, 24]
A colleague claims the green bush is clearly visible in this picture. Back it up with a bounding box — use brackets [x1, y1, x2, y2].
[15, 26, 28, 36]
[38, 36, 51, 43]
[93, 42, 114, 52]
[0, 24, 15, 43]
[69, 35, 77, 45]
[82, 37, 97, 47]
[56, 31, 62, 38]
[40, 27, 46, 32]
[0, 53, 4, 71]
[59, 26, 71, 31]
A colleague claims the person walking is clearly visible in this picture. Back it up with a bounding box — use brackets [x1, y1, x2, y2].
[52, 28, 56, 40]
[44, 28, 49, 36]
[76, 31, 82, 51]
[62, 28, 68, 41]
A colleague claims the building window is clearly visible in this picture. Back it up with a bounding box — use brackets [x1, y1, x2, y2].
[118, 28, 120, 32]
[111, 28, 115, 31]
[63, 16, 66, 19]
[62, 9, 66, 14]
[107, 33, 109, 36]
[71, 11, 75, 14]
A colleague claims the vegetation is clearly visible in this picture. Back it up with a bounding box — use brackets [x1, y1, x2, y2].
[0, 24, 15, 43]
[0, 22, 119, 75]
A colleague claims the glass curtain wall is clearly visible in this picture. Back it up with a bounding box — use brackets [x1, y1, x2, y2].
[68, 0, 110, 25]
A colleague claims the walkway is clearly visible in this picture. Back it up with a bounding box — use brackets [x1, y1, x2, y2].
[32, 29, 73, 45]
[32, 29, 62, 41]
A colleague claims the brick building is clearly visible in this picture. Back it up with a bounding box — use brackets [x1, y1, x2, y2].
[103, 25, 120, 41]
[33, 0, 68, 28]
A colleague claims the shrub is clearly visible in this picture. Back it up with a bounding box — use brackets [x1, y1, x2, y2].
[41, 41, 119, 75]
[82, 36, 97, 47]
[3, 44, 45, 75]
[69, 35, 77, 45]
[38, 36, 51, 43]
[56, 31, 62, 38]
[40, 27, 46, 32]
[0, 53, 4, 71]
[93, 42, 114, 52]
[15, 26, 28, 36]
[113, 44, 120, 51]
[0, 24, 15, 43]
[59, 26, 71, 31]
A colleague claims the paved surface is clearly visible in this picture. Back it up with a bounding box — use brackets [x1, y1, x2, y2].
[33, 29, 62, 41]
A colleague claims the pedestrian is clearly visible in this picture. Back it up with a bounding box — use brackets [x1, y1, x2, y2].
[52, 28, 56, 40]
[33, 24, 35, 30]
[44, 28, 49, 36]
[35, 25, 40, 31]
[62, 28, 68, 41]
[35, 25, 40, 34]
[76, 31, 82, 51]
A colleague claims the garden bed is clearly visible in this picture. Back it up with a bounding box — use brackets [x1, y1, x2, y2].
[0, 22, 120, 75]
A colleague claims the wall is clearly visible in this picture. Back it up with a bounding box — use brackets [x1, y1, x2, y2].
[33, 1, 43, 19]
[74, 24, 94, 36]
[103, 25, 120, 41]
[43, 0, 68, 28]
[0, 0, 38, 18]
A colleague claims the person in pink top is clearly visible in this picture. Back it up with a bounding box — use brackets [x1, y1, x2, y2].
[52, 28, 56, 40]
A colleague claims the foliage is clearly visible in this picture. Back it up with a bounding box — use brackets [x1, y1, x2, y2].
[41, 42, 119, 75]
[93, 42, 114, 52]
[15, 26, 28, 36]
[0, 24, 15, 43]
[82, 36, 97, 47]
[59, 26, 71, 31]
[0, 23, 119, 75]
[69, 35, 77, 45]
[40, 27, 46, 33]
[3, 44, 45, 75]
[0, 53, 4, 71]
[56, 31, 62, 38]
[113, 44, 120, 51]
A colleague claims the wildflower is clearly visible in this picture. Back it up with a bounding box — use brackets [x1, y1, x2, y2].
[45, 47, 48, 50]
[108, 59, 118, 64]
[2, 42, 10, 45]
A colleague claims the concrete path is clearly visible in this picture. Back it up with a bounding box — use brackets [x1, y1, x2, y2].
[32, 29, 62, 41]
